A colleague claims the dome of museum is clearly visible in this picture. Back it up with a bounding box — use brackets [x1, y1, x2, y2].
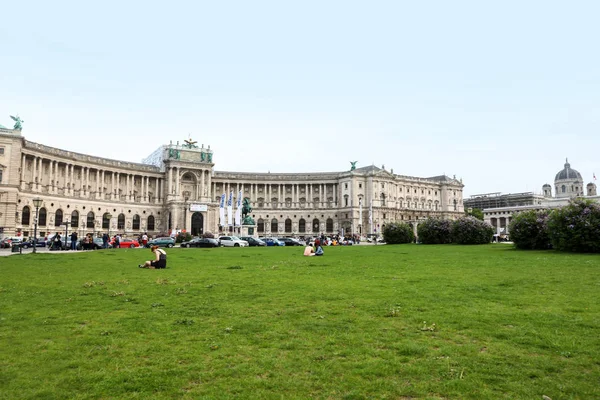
[555, 159, 582, 181]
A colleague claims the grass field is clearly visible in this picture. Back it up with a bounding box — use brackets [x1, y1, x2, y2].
[1, 244, 599, 399]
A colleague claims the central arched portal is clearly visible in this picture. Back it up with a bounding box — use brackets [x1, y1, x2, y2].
[191, 212, 204, 236]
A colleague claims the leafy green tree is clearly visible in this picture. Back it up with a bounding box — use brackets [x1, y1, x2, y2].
[547, 199, 600, 253]
[465, 208, 484, 221]
[451, 216, 494, 244]
[509, 210, 551, 250]
[417, 218, 453, 244]
[382, 222, 415, 244]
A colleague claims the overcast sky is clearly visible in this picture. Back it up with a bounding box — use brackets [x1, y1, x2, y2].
[2, 0, 599, 197]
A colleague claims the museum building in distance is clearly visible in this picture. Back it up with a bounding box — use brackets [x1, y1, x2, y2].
[0, 124, 465, 240]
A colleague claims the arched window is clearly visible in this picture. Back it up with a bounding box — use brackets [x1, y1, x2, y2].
[271, 218, 278, 233]
[326, 218, 333, 232]
[147, 215, 155, 231]
[298, 218, 306, 233]
[132, 214, 140, 230]
[55, 209, 63, 227]
[285, 218, 292, 233]
[117, 214, 125, 230]
[39, 208, 47, 226]
[562, 185, 566, 193]
[22, 206, 31, 225]
[86, 212, 95, 228]
[102, 213, 111, 229]
[312, 218, 320, 233]
[71, 211, 79, 228]
[257, 218, 265, 233]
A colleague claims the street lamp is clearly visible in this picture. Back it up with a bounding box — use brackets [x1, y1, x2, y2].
[32, 198, 43, 254]
[106, 213, 112, 238]
[63, 221, 70, 250]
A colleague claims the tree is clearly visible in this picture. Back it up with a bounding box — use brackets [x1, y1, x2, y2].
[417, 218, 453, 244]
[451, 216, 494, 244]
[547, 199, 600, 253]
[465, 208, 484, 221]
[382, 222, 415, 244]
[509, 210, 551, 250]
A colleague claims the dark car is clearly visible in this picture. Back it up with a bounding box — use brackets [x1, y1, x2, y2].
[21, 237, 48, 249]
[147, 237, 176, 248]
[180, 237, 220, 248]
[239, 236, 266, 247]
[277, 237, 303, 246]
[260, 237, 285, 246]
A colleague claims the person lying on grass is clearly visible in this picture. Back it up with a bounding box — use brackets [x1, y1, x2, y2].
[139, 245, 167, 269]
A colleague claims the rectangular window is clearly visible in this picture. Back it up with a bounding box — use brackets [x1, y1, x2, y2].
[0, 170, 2, 183]
[0, 147, 4, 155]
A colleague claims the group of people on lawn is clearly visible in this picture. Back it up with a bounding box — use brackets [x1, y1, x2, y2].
[138, 238, 324, 271]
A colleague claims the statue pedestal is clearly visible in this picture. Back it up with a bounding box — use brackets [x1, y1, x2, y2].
[241, 225, 257, 237]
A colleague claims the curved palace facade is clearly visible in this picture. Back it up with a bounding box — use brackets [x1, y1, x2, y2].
[0, 126, 465, 239]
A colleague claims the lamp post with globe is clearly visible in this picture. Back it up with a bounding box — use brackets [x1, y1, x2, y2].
[32, 198, 43, 254]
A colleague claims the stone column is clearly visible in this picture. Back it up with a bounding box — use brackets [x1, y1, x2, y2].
[200, 170, 205, 199]
[168, 167, 173, 197]
[207, 170, 212, 199]
[54, 161, 59, 193]
[96, 170, 100, 199]
[111, 172, 115, 200]
[175, 167, 181, 198]
[49, 160, 54, 193]
[70, 164, 75, 195]
[20, 154, 26, 189]
[31, 156, 37, 191]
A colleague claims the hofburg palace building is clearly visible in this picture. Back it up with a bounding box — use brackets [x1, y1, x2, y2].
[0, 124, 465, 240]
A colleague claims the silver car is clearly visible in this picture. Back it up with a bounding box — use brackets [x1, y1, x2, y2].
[218, 236, 249, 247]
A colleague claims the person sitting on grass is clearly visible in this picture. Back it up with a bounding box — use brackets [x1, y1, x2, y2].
[303, 245, 315, 256]
[139, 245, 167, 269]
[315, 245, 324, 256]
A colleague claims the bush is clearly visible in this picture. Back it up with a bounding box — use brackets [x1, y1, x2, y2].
[382, 222, 415, 244]
[547, 199, 600, 253]
[417, 218, 453, 244]
[451, 216, 494, 245]
[202, 232, 215, 239]
[175, 232, 192, 243]
[509, 210, 551, 250]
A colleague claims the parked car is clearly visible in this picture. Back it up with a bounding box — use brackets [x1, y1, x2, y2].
[218, 236, 249, 247]
[81, 237, 109, 250]
[277, 237, 303, 246]
[180, 237, 221, 248]
[239, 236, 266, 247]
[260, 237, 285, 246]
[20, 237, 47, 249]
[3, 238, 24, 248]
[48, 238, 82, 251]
[0, 238, 12, 248]
[110, 238, 141, 248]
[147, 236, 175, 248]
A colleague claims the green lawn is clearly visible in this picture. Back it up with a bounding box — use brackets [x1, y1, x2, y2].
[1, 245, 599, 399]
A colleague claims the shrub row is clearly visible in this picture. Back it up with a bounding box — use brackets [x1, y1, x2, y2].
[382, 217, 494, 245]
[510, 199, 600, 252]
